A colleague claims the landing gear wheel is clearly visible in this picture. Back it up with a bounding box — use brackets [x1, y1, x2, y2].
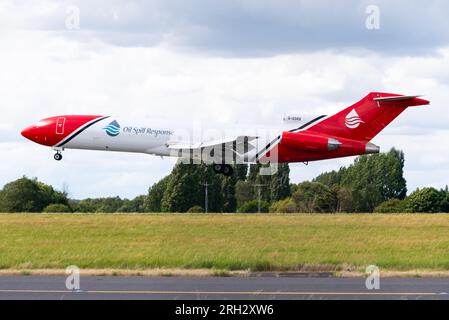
[222, 165, 233, 177]
[54, 153, 62, 161]
[212, 164, 234, 176]
[213, 164, 223, 174]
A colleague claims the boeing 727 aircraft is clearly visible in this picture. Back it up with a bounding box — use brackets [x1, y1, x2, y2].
[21, 92, 429, 176]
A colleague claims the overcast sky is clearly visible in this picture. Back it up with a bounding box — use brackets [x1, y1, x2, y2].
[1, 0, 449, 199]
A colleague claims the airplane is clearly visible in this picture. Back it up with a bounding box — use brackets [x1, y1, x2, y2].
[21, 92, 429, 176]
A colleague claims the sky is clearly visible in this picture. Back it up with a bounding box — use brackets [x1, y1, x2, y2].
[1, 0, 449, 199]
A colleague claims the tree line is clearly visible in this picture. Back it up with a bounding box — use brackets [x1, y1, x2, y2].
[1, 148, 448, 213]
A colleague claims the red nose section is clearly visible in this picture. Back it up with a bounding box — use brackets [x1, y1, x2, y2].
[21, 124, 52, 145]
[21, 115, 106, 147]
[21, 126, 34, 141]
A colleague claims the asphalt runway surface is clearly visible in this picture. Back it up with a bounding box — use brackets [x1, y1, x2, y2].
[1, 275, 449, 300]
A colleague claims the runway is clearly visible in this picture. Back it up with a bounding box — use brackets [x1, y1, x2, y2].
[1, 275, 449, 300]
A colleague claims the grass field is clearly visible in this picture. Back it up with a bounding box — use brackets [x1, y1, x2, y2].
[1, 213, 449, 273]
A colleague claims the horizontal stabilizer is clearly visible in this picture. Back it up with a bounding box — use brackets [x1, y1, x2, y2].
[374, 95, 420, 102]
[374, 95, 429, 106]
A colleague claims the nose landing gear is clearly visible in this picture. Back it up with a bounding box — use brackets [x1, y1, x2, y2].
[52, 148, 64, 161]
[54, 152, 63, 161]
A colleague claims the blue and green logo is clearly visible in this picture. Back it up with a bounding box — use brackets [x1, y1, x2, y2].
[103, 120, 121, 137]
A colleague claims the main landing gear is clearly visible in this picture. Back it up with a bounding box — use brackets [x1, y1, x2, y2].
[213, 164, 233, 176]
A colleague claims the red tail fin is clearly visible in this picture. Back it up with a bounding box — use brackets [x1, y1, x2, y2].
[307, 92, 429, 142]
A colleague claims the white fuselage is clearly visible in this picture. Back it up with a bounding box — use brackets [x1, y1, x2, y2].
[62, 117, 300, 163]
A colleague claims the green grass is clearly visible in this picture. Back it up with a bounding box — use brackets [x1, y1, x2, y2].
[1, 213, 449, 272]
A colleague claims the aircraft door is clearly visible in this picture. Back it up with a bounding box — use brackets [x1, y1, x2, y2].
[56, 117, 66, 135]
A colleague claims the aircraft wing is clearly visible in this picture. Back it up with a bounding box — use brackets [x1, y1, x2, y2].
[167, 135, 259, 163]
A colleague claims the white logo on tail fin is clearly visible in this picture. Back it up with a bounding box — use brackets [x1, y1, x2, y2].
[345, 109, 364, 129]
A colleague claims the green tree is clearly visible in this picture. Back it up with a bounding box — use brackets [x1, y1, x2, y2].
[72, 198, 99, 212]
[117, 196, 146, 212]
[96, 196, 124, 213]
[239, 200, 269, 213]
[341, 148, 407, 212]
[290, 183, 298, 195]
[235, 180, 253, 208]
[332, 185, 353, 213]
[440, 186, 449, 212]
[253, 178, 271, 203]
[0, 177, 68, 212]
[235, 164, 248, 181]
[222, 171, 237, 212]
[313, 168, 344, 187]
[248, 163, 289, 203]
[199, 165, 223, 212]
[269, 197, 297, 213]
[292, 181, 337, 213]
[144, 176, 170, 212]
[406, 188, 446, 213]
[37, 182, 69, 207]
[270, 163, 291, 201]
[131, 195, 146, 212]
[43, 203, 72, 213]
[374, 199, 408, 213]
[161, 163, 200, 212]
[161, 163, 223, 212]
[187, 205, 204, 213]
[247, 164, 260, 184]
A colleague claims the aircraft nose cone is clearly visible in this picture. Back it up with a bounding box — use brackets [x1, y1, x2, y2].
[21, 126, 35, 141]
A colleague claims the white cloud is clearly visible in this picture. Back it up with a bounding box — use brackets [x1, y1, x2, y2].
[2, 0, 449, 55]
